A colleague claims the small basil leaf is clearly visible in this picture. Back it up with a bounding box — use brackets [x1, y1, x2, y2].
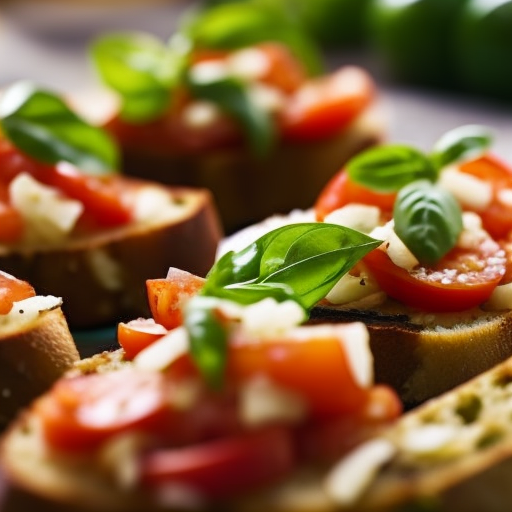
[205, 223, 381, 309]
[394, 180, 463, 265]
[185, 296, 228, 389]
[187, 73, 275, 156]
[91, 32, 190, 122]
[184, 2, 323, 75]
[347, 145, 437, 193]
[430, 124, 493, 170]
[0, 82, 118, 173]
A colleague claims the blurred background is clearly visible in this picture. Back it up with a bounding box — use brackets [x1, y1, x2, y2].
[0, 0, 511, 160]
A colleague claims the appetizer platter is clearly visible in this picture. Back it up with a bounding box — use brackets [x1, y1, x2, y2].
[0, 270, 78, 428]
[0, 224, 403, 511]
[0, 81, 222, 335]
[88, 2, 385, 233]
[221, 125, 512, 407]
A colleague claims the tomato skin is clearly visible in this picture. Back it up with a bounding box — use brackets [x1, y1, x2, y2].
[36, 370, 173, 452]
[118, 319, 168, 360]
[281, 66, 375, 142]
[147, 269, 206, 330]
[140, 426, 295, 499]
[228, 325, 369, 418]
[459, 154, 512, 240]
[0, 199, 24, 244]
[0, 270, 36, 314]
[363, 246, 504, 312]
[314, 169, 396, 221]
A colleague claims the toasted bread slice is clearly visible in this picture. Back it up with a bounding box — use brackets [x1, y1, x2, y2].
[0, 183, 222, 329]
[117, 107, 384, 234]
[0, 295, 79, 428]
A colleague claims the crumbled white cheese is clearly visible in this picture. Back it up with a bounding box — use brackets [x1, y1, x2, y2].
[0, 295, 62, 333]
[325, 204, 381, 234]
[181, 100, 221, 129]
[325, 438, 396, 506]
[9, 172, 83, 244]
[240, 298, 305, 338]
[133, 186, 185, 223]
[248, 83, 285, 113]
[189, 60, 229, 84]
[134, 326, 189, 372]
[484, 282, 512, 311]
[85, 248, 123, 291]
[239, 376, 307, 427]
[438, 165, 492, 211]
[227, 47, 270, 81]
[326, 272, 381, 306]
[371, 221, 419, 271]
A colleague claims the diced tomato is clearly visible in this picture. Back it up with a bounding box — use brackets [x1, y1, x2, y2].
[227, 324, 370, 418]
[139, 426, 295, 499]
[118, 318, 168, 360]
[0, 270, 36, 314]
[147, 268, 206, 330]
[297, 384, 402, 464]
[363, 242, 505, 312]
[36, 369, 173, 452]
[35, 162, 133, 227]
[314, 169, 397, 221]
[280, 66, 375, 142]
[459, 154, 512, 240]
[0, 184, 24, 244]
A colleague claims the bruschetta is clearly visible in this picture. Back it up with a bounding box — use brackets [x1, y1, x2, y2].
[219, 125, 512, 407]
[90, 15, 384, 233]
[0, 270, 79, 429]
[0, 81, 222, 330]
[0, 223, 402, 511]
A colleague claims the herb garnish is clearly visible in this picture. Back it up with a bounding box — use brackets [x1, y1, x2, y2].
[346, 125, 492, 264]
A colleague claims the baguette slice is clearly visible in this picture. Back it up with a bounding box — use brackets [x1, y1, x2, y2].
[0, 182, 222, 329]
[116, 107, 384, 234]
[0, 295, 79, 428]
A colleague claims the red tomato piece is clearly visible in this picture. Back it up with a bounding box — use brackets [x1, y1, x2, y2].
[0, 184, 24, 244]
[281, 66, 375, 142]
[314, 169, 396, 221]
[118, 318, 168, 360]
[36, 369, 172, 452]
[297, 384, 402, 464]
[227, 324, 370, 418]
[363, 242, 505, 312]
[36, 162, 133, 227]
[139, 426, 295, 499]
[0, 270, 36, 314]
[147, 268, 205, 330]
[459, 154, 512, 240]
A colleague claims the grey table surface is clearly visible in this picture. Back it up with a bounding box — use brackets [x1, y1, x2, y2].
[1, 1, 511, 161]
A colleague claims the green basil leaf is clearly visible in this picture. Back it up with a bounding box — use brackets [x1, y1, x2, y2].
[90, 32, 190, 122]
[187, 73, 275, 156]
[204, 223, 381, 309]
[184, 2, 323, 75]
[0, 82, 118, 173]
[394, 180, 463, 265]
[184, 296, 228, 389]
[430, 124, 493, 170]
[347, 145, 437, 193]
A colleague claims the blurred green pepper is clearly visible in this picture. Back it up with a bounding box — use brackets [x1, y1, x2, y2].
[454, 0, 512, 102]
[366, 0, 468, 88]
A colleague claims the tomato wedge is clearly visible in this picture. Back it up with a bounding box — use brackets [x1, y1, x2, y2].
[118, 319, 168, 360]
[281, 66, 375, 142]
[314, 169, 396, 221]
[0, 271, 36, 314]
[140, 426, 295, 499]
[459, 154, 512, 240]
[0, 184, 24, 244]
[147, 268, 206, 330]
[363, 243, 505, 312]
[228, 324, 370, 418]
